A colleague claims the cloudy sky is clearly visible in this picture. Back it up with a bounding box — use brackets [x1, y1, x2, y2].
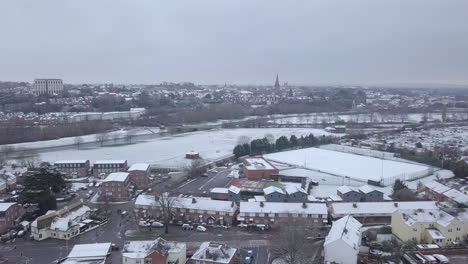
[0, 0, 467, 86]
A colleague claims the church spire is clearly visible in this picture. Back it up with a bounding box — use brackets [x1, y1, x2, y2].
[274, 74, 280, 88]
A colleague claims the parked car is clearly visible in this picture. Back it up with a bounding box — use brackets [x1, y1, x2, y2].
[244, 256, 252, 264]
[196, 226, 207, 232]
[111, 244, 119, 251]
[85, 194, 91, 199]
[138, 221, 148, 227]
[151, 222, 164, 228]
[88, 182, 94, 187]
[182, 224, 194, 230]
[201, 173, 208, 177]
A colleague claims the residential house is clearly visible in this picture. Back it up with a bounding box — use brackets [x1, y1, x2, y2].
[358, 185, 384, 202]
[134, 194, 238, 226]
[391, 209, 468, 247]
[190, 242, 238, 264]
[128, 163, 151, 189]
[330, 201, 439, 224]
[337, 186, 363, 202]
[228, 186, 241, 202]
[122, 238, 186, 264]
[422, 181, 451, 202]
[284, 186, 308, 202]
[31, 201, 91, 240]
[264, 186, 287, 202]
[238, 201, 328, 227]
[92, 160, 128, 178]
[242, 157, 279, 180]
[0, 172, 17, 193]
[324, 215, 362, 264]
[100, 172, 131, 201]
[0, 203, 20, 234]
[54, 160, 90, 178]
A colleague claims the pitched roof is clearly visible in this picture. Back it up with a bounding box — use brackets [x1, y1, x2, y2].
[191, 242, 237, 264]
[128, 163, 150, 171]
[240, 201, 327, 215]
[264, 186, 285, 195]
[324, 215, 362, 250]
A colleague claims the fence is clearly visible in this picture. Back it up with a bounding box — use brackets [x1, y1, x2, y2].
[320, 144, 396, 160]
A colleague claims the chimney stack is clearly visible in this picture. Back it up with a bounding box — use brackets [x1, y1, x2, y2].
[394, 202, 398, 207]
[260, 201, 264, 207]
[352, 203, 357, 208]
[192, 198, 196, 204]
[302, 202, 307, 208]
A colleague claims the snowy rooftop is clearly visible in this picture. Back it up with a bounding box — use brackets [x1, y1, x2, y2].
[211, 188, 229, 194]
[50, 205, 91, 231]
[331, 201, 438, 216]
[264, 186, 285, 195]
[54, 160, 88, 164]
[427, 228, 446, 240]
[443, 189, 468, 205]
[128, 163, 150, 171]
[359, 185, 376, 194]
[94, 160, 126, 164]
[424, 181, 451, 194]
[337, 186, 355, 194]
[191, 242, 237, 264]
[135, 194, 158, 207]
[0, 202, 16, 212]
[123, 238, 184, 259]
[399, 209, 454, 227]
[103, 172, 129, 182]
[324, 215, 362, 250]
[244, 157, 276, 171]
[284, 185, 307, 195]
[152, 197, 236, 213]
[67, 243, 111, 258]
[264, 147, 429, 183]
[240, 201, 327, 215]
[228, 185, 240, 194]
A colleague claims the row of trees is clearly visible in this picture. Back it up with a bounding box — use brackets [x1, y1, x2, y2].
[233, 133, 338, 158]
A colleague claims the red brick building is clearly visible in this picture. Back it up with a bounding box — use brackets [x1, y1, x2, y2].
[92, 160, 128, 178]
[422, 181, 451, 202]
[242, 157, 279, 180]
[54, 160, 90, 178]
[127, 163, 151, 189]
[122, 238, 186, 264]
[100, 172, 131, 201]
[0, 203, 20, 234]
[134, 195, 238, 226]
[238, 201, 328, 227]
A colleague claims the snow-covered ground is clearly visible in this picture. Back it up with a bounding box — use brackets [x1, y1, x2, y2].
[37, 128, 336, 168]
[264, 147, 430, 184]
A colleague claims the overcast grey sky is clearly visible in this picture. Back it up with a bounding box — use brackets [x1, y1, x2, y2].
[1, 0, 467, 85]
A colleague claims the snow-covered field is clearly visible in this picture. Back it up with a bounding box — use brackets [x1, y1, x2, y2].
[264, 147, 430, 184]
[38, 128, 336, 168]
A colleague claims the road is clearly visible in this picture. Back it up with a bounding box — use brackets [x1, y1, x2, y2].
[177, 168, 233, 195]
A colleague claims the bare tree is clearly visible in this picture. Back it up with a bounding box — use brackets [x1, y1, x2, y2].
[156, 192, 178, 234]
[185, 159, 206, 179]
[125, 130, 137, 143]
[237, 135, 251, 145]
[270, 218, 315, 264]
[96, 132, 108, 147]
[74, 136, 84, 149]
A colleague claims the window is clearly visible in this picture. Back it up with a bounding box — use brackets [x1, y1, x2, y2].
[413, 228, 417, 232]
[456, 227, 461, 231]
[448, 229, 452, 232]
